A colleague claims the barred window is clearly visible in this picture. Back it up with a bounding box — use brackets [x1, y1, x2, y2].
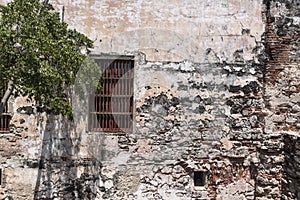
[90, 57, 134, 132]
[0, 83, 11, 132]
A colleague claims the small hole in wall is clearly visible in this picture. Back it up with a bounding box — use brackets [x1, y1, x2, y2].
[194, 171, 207, 187]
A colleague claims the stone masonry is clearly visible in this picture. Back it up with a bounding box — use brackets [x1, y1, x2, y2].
[0, 0, 299, 199]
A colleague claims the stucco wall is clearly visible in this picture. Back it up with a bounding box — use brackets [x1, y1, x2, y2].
[0, 0, 299, 200]
[50, 0, 264, 63]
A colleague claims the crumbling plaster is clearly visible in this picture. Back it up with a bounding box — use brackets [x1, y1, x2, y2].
[0, 0, 299, 200]
[49, 0, 265, 63]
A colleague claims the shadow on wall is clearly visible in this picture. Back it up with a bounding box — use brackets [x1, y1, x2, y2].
[282, 133, 300, 200]
[33, 114, 102, 199]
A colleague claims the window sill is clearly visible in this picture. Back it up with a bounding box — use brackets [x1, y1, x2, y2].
[194, 186, 207, 191]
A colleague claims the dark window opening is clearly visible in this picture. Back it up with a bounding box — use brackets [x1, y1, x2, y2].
[90, 57, 134, 132]
[0, 83, 11, 132]
[194, 171, 207, 187]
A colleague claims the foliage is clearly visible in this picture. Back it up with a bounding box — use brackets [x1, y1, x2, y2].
[0, 0, 93, 117]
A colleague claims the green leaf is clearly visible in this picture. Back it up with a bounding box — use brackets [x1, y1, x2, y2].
[0, 0, 93, 118]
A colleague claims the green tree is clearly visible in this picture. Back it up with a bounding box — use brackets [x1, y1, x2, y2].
[0, 0, 93, 118]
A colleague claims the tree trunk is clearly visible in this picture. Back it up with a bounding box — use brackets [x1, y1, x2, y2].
[0, 80, 13, 115]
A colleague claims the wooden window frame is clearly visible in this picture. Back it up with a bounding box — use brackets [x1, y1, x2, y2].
[89, 56, 134, 133]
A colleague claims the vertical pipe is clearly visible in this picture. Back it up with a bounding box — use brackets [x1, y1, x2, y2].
[61, 5, 65, 22]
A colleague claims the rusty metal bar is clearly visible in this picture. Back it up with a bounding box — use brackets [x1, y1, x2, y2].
[91, 59, 134, 132]
[0, 82, 10, 132]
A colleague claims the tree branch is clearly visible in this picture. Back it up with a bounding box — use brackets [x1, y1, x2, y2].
[0, 80, 13, 115]
[39, 0, 49, 14]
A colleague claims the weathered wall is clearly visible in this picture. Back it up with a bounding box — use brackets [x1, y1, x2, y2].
[283, 133, 300, 200]
[0, 0, 299, 200]
[50, 0, 264, 63]
[262, 0, 300, 199]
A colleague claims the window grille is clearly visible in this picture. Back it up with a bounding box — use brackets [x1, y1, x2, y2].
[90, 58, 134, 132]
[0, 83, 11, 132]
